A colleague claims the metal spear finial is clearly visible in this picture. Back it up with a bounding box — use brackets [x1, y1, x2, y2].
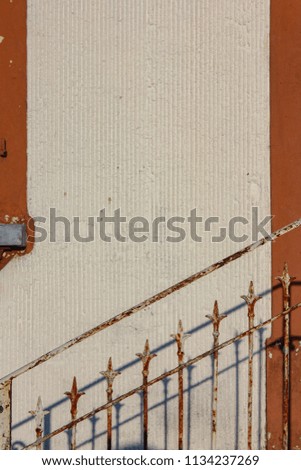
[29, 396, 49, 429]
[241, 282, 261, 450]
[136, 339, 157, 370]
[206, 300, 226, 337]
[100, 357, 121, 387]
[29, 396, 49, 449]
[206, 301, 226, 450]
[276, 262, 296, 291]
[136, 339, 157, 450]
[241, 281, 262, 310]
[276, 262, 295, 450]
[171, 320, 190, 450]
[64, 377, 85, 419]
[64, 377, 85, 450]
[171, 320, 191, 352]
[100, 358, 120, 450]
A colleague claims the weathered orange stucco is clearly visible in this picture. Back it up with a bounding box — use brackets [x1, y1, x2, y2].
[268, 0, 301, 450]
[0, 0, 33, 269]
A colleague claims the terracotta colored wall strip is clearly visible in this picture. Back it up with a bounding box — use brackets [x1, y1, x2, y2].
[268, 0, 301, 450]
[0, 0, 31, 270]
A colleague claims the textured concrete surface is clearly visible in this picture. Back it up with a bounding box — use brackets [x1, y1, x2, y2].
[0, 1, 269, 449]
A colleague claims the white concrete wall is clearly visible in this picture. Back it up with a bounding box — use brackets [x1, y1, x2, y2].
[0, 0, 270, 449]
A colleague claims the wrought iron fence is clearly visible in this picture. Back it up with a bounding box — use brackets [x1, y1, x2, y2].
[1, 218, 301, 450]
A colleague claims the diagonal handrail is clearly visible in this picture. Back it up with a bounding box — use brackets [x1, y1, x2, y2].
[24, 301, 301, 449]
[1, 217, 301, 385]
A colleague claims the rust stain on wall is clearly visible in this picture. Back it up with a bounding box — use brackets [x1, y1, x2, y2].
[0, 0, 33, 270]
[268, 0, 301, 450]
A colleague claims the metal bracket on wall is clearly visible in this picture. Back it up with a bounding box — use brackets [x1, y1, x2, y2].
[0, 138, 7, 158]
[0, 224, 27, 260]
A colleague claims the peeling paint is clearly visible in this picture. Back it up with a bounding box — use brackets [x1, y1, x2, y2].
[24, 301, 301, 450]
[2, 0, 271, 450]
[4, 215, 22, 224]
[0, 36, 4, 44]
[1, 220, 300, 387]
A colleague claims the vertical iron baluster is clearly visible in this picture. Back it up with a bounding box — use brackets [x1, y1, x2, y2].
[136, 339, 157, 450]
[29, 396, 49, 450]
[171, 320, 190, 450]
[65, 377, 85, 450]
[206, 301, 226, 450]
[241, 281, 261, 450]
[276, 262, 295, 450]
[0, 380, 11, 450]
[100, 357, 120, 450]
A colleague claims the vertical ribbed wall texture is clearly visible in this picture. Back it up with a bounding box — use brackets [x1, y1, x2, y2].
[0, 1, 270, 449]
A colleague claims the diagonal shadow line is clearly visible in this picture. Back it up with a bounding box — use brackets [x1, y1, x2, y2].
[74, 342, 267, 450]
[12, 285, 281, 450]
[12, 286, 274, 434]
[14, 336, 268, 449]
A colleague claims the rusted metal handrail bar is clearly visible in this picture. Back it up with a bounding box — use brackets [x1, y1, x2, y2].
[1, 218, 300, 386]
[24, 300, 301, 450]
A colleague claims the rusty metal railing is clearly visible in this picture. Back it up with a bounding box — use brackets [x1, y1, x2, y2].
[276, 263, 294, 450]
[206, 301, 226, 449]
[1, 218, 300, 387]
[241, 281, 261, 450]
[22, 296, 301, 450]
[136, 340, 157, 450]
[1, 218, 301, 450]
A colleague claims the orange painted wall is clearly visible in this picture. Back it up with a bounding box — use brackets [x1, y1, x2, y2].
[268, 0, 301, 450]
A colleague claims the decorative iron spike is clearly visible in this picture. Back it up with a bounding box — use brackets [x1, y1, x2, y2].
[29, 396, 49, 431]
[100, 357, 121, 387]
[205, 301, 226, 333]
[276, 262, 295, 450]
[100, 358, 120, 451]
[136, 339, 157, 450]
[171, 320, 191, 345]
[171, 320, 190, 450]
[64, 377, 85, 418]
[136, 339, 157, 367]
[241, 281, 262, 306]
[206, 301, 226, 450]
[276, 262, 296, 289]
[241, 282, 261, 451]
